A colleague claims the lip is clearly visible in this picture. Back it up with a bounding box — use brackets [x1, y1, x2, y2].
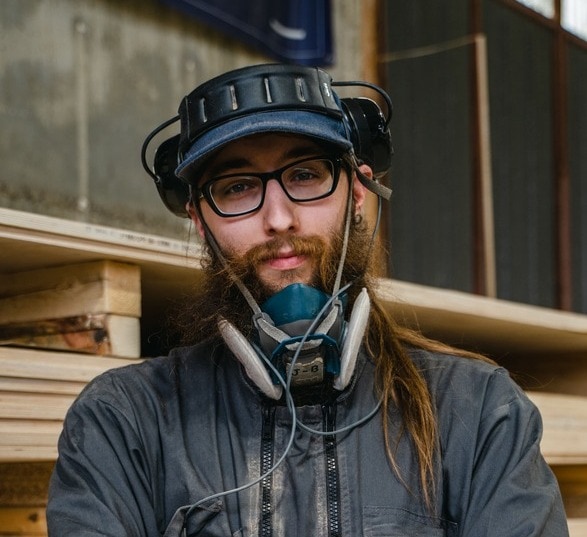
[266, 251, 307, 270]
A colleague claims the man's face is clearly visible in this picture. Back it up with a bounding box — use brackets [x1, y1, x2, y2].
[189, 133, 368, 295]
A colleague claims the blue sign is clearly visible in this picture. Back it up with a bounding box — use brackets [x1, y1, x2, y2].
[161, 0, 333, 65]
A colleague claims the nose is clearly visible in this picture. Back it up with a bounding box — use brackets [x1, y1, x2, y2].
[260, 178, 299, 235]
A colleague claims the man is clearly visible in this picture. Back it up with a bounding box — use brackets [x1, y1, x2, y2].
[47, 64, 569, 536]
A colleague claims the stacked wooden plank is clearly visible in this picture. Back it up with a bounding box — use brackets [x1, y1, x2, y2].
[0, 347, 141, 461]
[0, 259, 144, 460]
[528, 392, 587, 466]
[0, 260, 141, 358]
[0, 258, 144, 534]
[0, 462, 53, 536]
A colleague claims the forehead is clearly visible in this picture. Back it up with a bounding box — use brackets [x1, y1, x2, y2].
[200, 133, 329, 177]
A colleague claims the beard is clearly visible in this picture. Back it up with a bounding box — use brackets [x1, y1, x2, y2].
[170, 219, 375, 346]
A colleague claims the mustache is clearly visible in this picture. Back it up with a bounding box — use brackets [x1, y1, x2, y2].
[220, 234, 335, 300]
[244, 235, 328, 265]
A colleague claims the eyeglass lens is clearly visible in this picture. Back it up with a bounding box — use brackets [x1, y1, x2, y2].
[207, 157, 336, 216]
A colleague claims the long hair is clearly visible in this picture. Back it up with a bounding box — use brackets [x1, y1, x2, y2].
[364, 292, 493, 510]
[342, 158, 494, 510]
[177, 155, 493, 511]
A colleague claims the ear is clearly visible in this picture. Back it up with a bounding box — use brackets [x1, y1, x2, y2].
[186, 200, 206, 239]
[352, 164, 371, 215]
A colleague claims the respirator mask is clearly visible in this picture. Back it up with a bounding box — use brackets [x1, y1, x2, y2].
[218, 281, 371, 400]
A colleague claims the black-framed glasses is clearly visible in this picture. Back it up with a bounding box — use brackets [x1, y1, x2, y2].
[195, 156, 343, 217]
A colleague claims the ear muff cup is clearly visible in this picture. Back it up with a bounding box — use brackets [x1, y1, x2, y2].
[152, 134, 190, 218]
[339, 97, 392, 176]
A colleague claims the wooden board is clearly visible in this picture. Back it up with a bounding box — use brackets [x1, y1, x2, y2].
[0, 507, 47, 535]
[0, 377, 85, 395]
[0, 347, 142, 383]
[0, 260, 141, 323]
[0, 347, 142, 462]
[0, 393, 75, 421]
[376, 279, 587, 355]
[0, 208, 199, 274]
[568, 518, 587, 536]
[528, 392, 587, 465]
[0, 314, 140, 358]
[0, 446, 58, 463]
[0, 421, 64, 447]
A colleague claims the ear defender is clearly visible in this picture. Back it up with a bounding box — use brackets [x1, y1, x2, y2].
[339, 97, 393, 177]
[141, 64, 393, 218]
[150, 134, 188, 217]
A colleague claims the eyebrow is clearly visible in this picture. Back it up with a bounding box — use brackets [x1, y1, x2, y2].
[205, 143, 325, 178]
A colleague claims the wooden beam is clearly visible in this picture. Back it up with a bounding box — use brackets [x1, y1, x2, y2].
[471, 33, 497, 298]
[0, 260, 141, 323]
[552, 0, 573, 311]
[0, 393, 75, 421]
[0, 314, 140, 358]
[0, 421, 64, 447]
[0, 507, 47, 535]
[0, 347, 142, 383]
[528, 392, 587, 465]
[377, 278, 587, 354]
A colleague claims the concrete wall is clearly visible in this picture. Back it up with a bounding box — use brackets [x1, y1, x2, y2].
[0, 0, 368, 237]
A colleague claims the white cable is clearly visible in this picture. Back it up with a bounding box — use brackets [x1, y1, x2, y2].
[171, 171, 386, 533]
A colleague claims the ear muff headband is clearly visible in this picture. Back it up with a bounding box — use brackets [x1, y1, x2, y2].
[141, 65, 393, 218]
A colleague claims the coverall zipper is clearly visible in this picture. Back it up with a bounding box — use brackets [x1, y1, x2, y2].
[259, 403, 342, 536]
[259, 405, 275, 537]
[323, 403, 342, 537]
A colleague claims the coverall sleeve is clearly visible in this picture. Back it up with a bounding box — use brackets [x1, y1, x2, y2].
[455, 369, 569, 536]
[46, 377, 162, 537]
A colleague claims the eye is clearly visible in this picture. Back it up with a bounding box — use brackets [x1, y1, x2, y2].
[212, 176, 261, 200]
[290, 168, 320, 183]
[284, 159, 333, 189]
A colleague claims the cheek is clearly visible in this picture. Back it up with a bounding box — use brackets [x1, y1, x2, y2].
[202, 212, 260, 256]
[321, 190, 350, 232]
[216, 227, 248, 256]
[312, 210, 343, 235]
